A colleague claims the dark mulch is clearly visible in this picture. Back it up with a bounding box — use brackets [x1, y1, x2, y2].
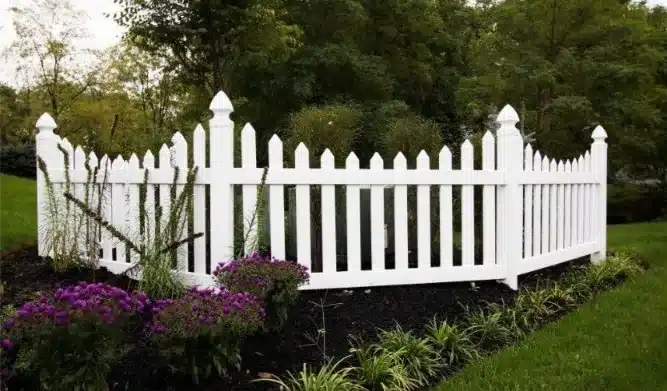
[0, 246, 591, 391]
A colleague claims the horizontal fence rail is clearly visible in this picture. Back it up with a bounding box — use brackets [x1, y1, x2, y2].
[34, 91, 608, 291]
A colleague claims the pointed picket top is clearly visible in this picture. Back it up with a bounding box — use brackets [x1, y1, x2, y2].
[209, 90, 234, 115]
[241, 123, 255, 138]
[572, 158, 579, 172]
[129, 153, 140, 168]
[393, 152, 407, 169]
[550, 159, 557, 173]
[557, 160, 564, 172]
[577, 155, 584, 172]
[482, 130, 495, 144]
[524, 144, 533, 169]
[542, 155, 550, 171]
[171, 131, 186, 146]
[439, 146, 452, 169]
[346, 152, 359, 168]
[525, 143, 533, 155]
[36, 113, 57, 131]
[143, 150, 155, 167]
[533, 150, 542, 171]
[269, 134, 282, 148]
[416, 150, 429, 169]
[194, 123, 205, 136]
[321, 148, 334, 168]
[60, 137, 72, 148]
[74, 146, 85, 168]
[591, 125, 607, 141]
[112, 154, 126, 169]
[370, 152, 383, 169]
[295, 142, 309, 167]
[461, 139, 474, 154]
[565, 160, 572, 172]
[88, 151, 98, 169]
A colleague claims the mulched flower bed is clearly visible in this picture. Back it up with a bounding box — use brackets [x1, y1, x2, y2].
[1, 246, 590, 391]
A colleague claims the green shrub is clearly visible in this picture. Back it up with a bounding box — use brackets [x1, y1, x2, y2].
[0, 282, 149, 391]
[376, 325, 442, 387]
[608, 183, 666, 224]
[0, 143, 36, 179]
[213, 253, 309, 331]
[147, 287, 264, 383]
[350, 341, 417, 391]
[254, 357, 364, 391]
[425, 318, 478, 366]
[572, 254, 643, 293]
[512, 285, 565, 330]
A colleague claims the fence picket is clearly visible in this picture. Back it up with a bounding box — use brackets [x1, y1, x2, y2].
[346, 153, 361, 271]
[416, 151, 431, 268]
[127, 154, 140, 264]
[438, 147, 453, 267]
[572, 159, 580, 245]
[564, 160, 572, 248]
[584, 151, 592, 243]
[533, 150, 542, 255]
[549, 159, 558, 251]
[370, 153, 385, 271]
[268, 135, 286, 261]
[394, 153, 409, 270]
[111, 156, 127, 263]
[192, 125, 207, 273]
[578, 155, 585, 244]
[87, 152, 99, 257]
[143, 151, 156, 253]
[73, 146, 86, 257]
[541, 156, 550, 253]
[99, 155, 113, 261]
[171, 132, 188, 271]
[461, 140, 474, 266]
[321, 149, 336, 274]
[295, 143, 311, 272]
[483, 132, 496, 265]
[557, 160, 565, 250]
[241, 124, 258, 255]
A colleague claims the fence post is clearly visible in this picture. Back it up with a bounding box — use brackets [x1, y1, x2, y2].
[209, 91, 235, 268]
[35, 113, 59, 257]
[496, 105, 523, 290]
[590, 125, 608, 264]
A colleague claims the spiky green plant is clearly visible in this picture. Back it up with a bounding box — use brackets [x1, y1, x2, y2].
[463, 304, 519, 351]
[350, 340, 417, 391]
[253, 357, 364, 391]
[425, 317, 479, 366]
[376, 324, 442, 387]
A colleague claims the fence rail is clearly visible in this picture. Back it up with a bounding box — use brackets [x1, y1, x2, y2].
[34, 91, 607, 291]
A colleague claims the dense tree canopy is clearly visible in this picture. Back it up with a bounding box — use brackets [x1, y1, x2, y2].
[2, 0, 666, 183]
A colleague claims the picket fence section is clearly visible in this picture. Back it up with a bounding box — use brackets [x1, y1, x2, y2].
[35, 91, 608, 291]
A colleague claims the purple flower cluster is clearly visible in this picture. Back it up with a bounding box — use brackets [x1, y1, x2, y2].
[147, 287, 265, 336]
[1, 282, 150, 350]
[213, 252, 309, 299]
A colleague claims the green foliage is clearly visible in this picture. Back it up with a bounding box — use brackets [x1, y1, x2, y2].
[463, 304, 520, 351]
[0, 174, 37, 252]
[350, 341, 417, 391]
[376, 325, 443, 387]
[254, 357, 364, 391]
[512, 285, 565, 331]
[608, 183, 666, 224]
[425, 318, 479, 366]
[572, 253, 643, 294]
[0, 143, 35, 179]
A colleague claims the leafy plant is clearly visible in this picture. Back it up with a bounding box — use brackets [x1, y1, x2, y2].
[147, 287, 264, 384]
[349, 339, 417, 391]
[253, 357, 364, 391]
[512, 285, 564, 330]
[376, 324, 442, 387]
[425, 317, 478, 366]
[0, 282, 149, 391]
[213, 252, 309, 331]
[570, 253, 643, 294]
[463, 304, 519, 351]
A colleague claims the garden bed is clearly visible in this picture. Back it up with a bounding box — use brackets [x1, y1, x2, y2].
[1, 246, 596, 391]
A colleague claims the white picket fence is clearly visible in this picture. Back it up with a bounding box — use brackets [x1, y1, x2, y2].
[35, 91, 608, 291]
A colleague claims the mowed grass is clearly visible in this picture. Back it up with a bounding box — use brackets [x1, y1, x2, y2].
[436, 221, 667, 391]
[0, 174, 37, 252]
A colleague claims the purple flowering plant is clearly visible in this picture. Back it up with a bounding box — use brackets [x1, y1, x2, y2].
[0, 282, 149, 391]
[146, 287, 264, 383]
[213, 252, 309, 330]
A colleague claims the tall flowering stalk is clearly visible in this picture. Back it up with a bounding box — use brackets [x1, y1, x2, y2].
[214, 252, 309, 331]
[146, 287, 264, 383]
[0, 282, 149, 391]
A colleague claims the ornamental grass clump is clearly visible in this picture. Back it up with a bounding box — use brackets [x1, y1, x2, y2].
[0, 282, 149, 391]
[214, 252, 309, 330]
[147, 287, 265, 383]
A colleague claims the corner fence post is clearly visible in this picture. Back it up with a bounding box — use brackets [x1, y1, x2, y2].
[209, 91, 235, 269]
[590, 125, 608, 264]
[496, 105, 523, 290]
[35, 113, 59, 257]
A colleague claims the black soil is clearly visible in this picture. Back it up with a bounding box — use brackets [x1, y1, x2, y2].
[1, 246, 591, 391]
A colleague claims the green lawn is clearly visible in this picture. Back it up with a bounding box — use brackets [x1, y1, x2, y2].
[0, 174, 37, 252]
[436, 221, 667, 391]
